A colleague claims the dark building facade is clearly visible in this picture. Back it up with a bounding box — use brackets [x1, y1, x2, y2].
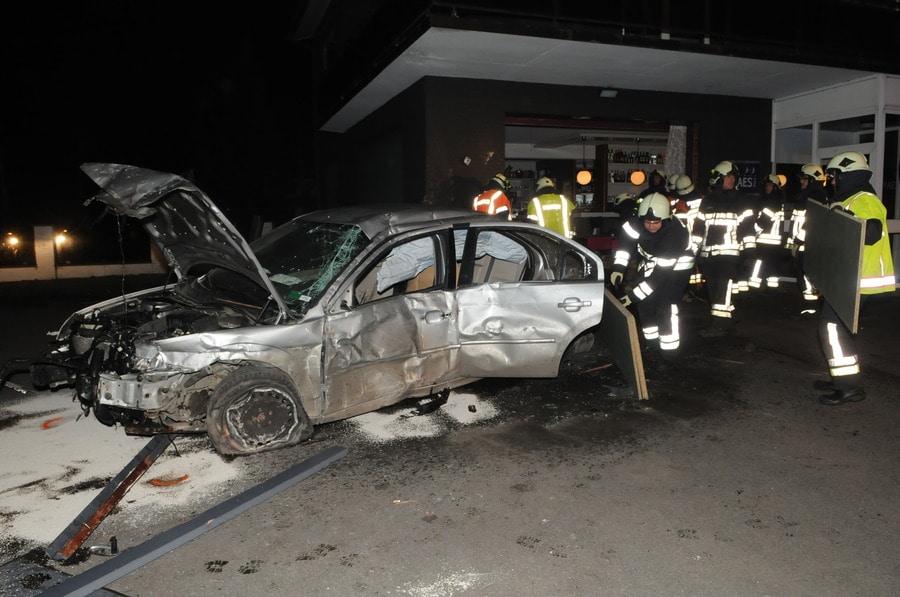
[317, 76, 771, 208]
[295, 1, 900, 209]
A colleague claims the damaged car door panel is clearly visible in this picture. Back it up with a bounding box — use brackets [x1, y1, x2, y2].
[2, 163, 605, 456]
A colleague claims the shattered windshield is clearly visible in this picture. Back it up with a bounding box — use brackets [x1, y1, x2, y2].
[250, 220, 369, 316]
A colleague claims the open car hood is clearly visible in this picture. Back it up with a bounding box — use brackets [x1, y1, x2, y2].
[80, 162, 289, 318]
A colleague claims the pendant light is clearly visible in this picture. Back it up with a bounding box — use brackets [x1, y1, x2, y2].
[629, 137, 646, 185]
[576, 136, 592, 185]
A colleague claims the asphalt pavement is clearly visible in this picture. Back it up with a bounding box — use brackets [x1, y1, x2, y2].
[0, 274, 897, 596]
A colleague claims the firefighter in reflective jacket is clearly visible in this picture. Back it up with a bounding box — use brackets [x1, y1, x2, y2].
[816, 151, 895, 406]
[673, 175, 704, 288]
[691, 160, 757, 336]
[610, 193, 695, 359]
[748, 173, 788, 290]
[786, 163, 828, 314]
[527, 177, 575, 237]
[473, 173, 513, 218]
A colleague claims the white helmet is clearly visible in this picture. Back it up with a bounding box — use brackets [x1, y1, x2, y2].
[666, 173, 680, 191]
[675, 174, 694, 195]
[613, 192, 635, 206]
[799, 163, 826, 182]
[764, 173, 782, 188]
[826, 151, 870, 174]
[637, 192, 671, 221]
[710, 160, 739, 183]
[535, 176, 555, 191]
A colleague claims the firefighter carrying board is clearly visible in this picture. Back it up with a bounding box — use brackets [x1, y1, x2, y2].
[804, 200, 864, 334]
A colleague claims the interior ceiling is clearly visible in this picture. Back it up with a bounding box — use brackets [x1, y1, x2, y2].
[322, 28, 878, 134]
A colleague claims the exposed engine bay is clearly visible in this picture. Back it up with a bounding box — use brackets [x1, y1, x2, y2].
[29, 268, 274, 435]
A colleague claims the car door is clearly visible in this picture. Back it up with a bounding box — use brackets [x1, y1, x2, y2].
[321, 230, 459, 418]
[455, 226, 604, 378]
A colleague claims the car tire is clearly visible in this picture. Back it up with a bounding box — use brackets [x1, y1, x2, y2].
[207, 365, 312, 455]
[559, 330, 598, 375]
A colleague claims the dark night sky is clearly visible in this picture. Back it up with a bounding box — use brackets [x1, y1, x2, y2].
[1, 1, 312, 240]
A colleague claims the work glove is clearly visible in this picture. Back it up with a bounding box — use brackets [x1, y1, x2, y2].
[618, 294, 633, 308]
[609, 271, 624, 287]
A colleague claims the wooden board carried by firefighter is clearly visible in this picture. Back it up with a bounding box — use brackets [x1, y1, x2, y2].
[804, 200, 864, 333]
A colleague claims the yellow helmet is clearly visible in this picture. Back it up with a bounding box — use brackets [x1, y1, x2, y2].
[799, 164, 826, 182]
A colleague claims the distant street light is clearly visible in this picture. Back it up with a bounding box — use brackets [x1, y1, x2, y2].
[3, 233, 20, 260]
[55, 229, 72, 266]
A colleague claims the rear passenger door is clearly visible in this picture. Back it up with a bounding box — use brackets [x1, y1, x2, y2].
[456, 227, 604, 378]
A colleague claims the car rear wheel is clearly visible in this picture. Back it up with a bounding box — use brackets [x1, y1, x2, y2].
[207, 365, 312, 455]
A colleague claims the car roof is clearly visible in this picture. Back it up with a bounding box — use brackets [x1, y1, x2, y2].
[298, 204, 495, 238]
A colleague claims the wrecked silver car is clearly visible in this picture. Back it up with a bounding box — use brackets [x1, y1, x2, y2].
[11, 163, 605, 455]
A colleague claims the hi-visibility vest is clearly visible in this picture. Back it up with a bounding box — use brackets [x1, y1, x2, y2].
[844, 191, 895, 294]
[473, 190, 511, 217]
[527, 193, 575, 237]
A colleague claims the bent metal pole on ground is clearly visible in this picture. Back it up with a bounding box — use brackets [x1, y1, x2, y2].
[41, 445, 348, 597]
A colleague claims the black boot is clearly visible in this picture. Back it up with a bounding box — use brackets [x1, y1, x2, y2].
[819, 388, 866, 405]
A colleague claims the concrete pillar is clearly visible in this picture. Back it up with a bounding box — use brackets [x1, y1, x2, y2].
[33, 226, 56, 280]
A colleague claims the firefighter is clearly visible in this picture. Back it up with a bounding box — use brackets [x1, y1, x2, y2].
[638, 169, 668, 199]
[674, 174, 703, 230]
[473, 173, 513, 218]
[816, 152, 894, 405]
[673, 175, 705, 290]
[527, 177, 575, 237]
[748, 173, 789, 291]
[785, 163, 828, 314]
[611, 193, 695, 360]
[691, 160, 757, 337]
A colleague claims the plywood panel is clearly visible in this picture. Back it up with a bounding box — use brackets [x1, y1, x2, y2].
[597, 288, 648, 400]
[804, 200, 864, 333]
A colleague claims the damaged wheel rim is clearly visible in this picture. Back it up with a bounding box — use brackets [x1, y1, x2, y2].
[224, 386, 300, 451]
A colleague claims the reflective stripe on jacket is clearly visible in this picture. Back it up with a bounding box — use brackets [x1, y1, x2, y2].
[691, 189, 756, 258]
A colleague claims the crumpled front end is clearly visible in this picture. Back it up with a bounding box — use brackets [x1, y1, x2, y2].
[27, 280, 292, 435]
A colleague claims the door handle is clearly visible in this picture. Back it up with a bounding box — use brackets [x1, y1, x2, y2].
[557, 297, 592, 312]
